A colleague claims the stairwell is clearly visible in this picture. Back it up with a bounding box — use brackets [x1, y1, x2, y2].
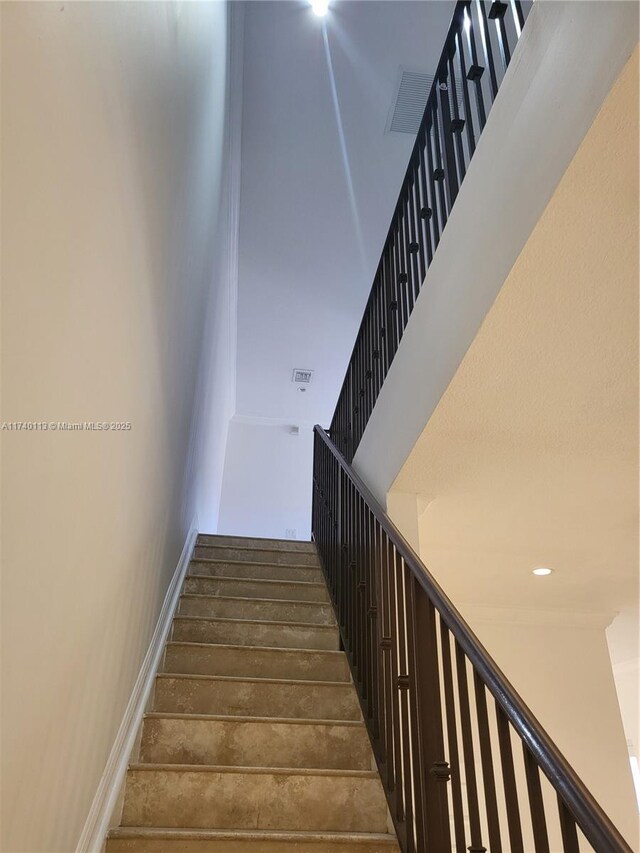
[107, 534, 400, 852]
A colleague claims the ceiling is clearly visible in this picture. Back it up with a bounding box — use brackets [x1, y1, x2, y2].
[235, 0, 455, 425]
[391, 48, 639, 620]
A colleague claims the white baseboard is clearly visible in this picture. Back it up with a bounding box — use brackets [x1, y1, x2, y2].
[75, 519, 199, 853]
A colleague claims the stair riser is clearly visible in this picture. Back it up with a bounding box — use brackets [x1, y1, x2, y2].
[197, 535, 316, 554]
[107, 839, 398, 852]
[189, 560, 323, 583]
[171, 618, 339, 651]
[139, 718, 372, 770]
[163, 644, 350, 682]
[194, 546, 319, 567]
[184, 576, 329, 603]
[178, 596, 335, 626]
[153, 677, 361, 720]
[121, 769, 388, 832]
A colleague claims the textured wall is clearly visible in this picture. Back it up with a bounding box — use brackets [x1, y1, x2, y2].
[0, 3, 234, 850]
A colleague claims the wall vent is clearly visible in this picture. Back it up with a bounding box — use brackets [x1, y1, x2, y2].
[292, 369, 313, 384]
[386, 67, 464, 135]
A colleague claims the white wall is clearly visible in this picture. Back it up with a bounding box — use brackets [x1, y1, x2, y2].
[0, 3, 235, 851]
[218, 419, 314, 541]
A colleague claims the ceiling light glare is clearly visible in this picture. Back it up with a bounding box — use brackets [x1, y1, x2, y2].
[532, 567, 553, 576]
[463, 7, 471, 34]
[310, 0, 329, 16]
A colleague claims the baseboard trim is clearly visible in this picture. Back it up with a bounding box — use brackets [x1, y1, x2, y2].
[75, 519, 199, 853]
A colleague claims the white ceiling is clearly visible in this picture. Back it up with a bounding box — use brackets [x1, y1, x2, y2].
[235, 0, 455, 425]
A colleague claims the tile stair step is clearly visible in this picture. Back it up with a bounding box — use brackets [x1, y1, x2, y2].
[178, 594, 336, 625]
[152, 673, 362, 720]
[184, 575, 329, 603]
[107, 827, 400, 852]
[197, 534, 316, 554]
[120, 764, 389, 833]
[162, 642, 350, 682]
[171, 616, 340, 650]
[138, 712, 372, 770]
[189, 558, 323, 583]
[194, 545, 319, 568]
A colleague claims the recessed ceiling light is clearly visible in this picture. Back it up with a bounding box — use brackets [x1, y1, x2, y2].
[310, 0, 329, 16]
[532, 567, 553, 576]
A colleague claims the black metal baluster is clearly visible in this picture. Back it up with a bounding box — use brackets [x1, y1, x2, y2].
[489, 0, 512, 72]
[455, 25, 477, 158]
[407, 171, 424, 296]
[370, 517, 385, 749]
[440, 622, 467, 851]
[436, 71, 460, 210]
[417, 132, 434, 267]
[413, 585, 451, 851]
[364, 508, 376, 724]
[464, 2, 488, 131]
[475, 0, 499, 98]
[455, 641, 486, 852]
[398, 201, 412, 327]
[523, 745, 551, 853]
[395, 552, 415, 851]
[431, 104, 449, 230]
[390, 229, 401, 350]
[379, 528, 394, 789]
[424, 119, 442, 250]
[495, 704, 525, 853]
[509, 0, 525, 35]
[473, 671, 502, 851]
[448, 48, 467, 182]
[404, 571, 427, 852]
[558, 795, 580, 853]
[387, 541, 405, 828]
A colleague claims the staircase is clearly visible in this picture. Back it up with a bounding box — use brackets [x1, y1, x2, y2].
[107, 534, 400, 853]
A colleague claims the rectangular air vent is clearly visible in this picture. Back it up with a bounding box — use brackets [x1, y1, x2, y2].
[386, 67, 464, 135]
[292, 369, 313, 384]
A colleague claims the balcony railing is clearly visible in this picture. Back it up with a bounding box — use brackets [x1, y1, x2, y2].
[312, 425, 633, 853]
[330, 0, 530, 462]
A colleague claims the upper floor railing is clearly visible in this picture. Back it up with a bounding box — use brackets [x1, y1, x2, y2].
[312, 425, 633, 853]
[330, 0, 530, 462]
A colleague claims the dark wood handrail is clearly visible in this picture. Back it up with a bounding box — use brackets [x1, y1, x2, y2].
[314, 424, 632, 853]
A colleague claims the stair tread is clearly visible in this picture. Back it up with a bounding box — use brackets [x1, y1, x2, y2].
[191, 557, 320, 569]
[189, 574, 325, 588]
[181, 593, 331, 607]
[166, 641, 344, 657]
[197, 534, 315, 547]
[110, 827, 397, 842]
[156, 672, 351, 687]
[144, 711, 365, 727]
[128, 763, 377, 778]
[173, 615, 337, 630]
[197, 543, 315, 554]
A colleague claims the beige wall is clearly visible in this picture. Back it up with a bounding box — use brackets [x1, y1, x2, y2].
[0, 3, 235, 851]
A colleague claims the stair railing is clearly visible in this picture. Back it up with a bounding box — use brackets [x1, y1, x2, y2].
[312, 425, 632, 853]
[330, 0, 531, 463]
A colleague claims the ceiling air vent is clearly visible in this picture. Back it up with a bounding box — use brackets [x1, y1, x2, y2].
[292, 369, 313, 384]
[386, 67, 464, 135]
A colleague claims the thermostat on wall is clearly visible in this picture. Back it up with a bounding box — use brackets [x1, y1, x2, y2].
[292, 369, 313, 384]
